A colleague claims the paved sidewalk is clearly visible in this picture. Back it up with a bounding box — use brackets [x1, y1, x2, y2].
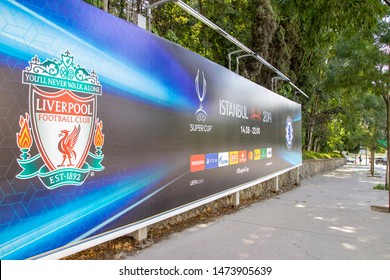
[126, 165, 390, 260]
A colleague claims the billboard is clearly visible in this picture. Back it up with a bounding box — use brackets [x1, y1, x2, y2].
[0, 0, 301, 259]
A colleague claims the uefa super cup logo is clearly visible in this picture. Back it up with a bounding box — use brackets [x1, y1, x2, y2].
[195, 70, 207, 123]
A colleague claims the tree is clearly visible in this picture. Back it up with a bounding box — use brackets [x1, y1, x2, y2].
[271, 0, 389, 153]
[243, 0, 277, 88]
[325, 12, 389, 189]
[361, 95, 386, 176]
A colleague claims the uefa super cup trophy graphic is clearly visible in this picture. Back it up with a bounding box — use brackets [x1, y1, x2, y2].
[195, 70, 207, 123]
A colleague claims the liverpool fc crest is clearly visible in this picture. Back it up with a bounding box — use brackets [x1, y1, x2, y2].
[16, 51, 105, 189]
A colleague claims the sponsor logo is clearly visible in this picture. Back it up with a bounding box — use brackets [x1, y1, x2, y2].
[239, 150, 247, 163]
[16, 51, 104, 190]
[286, 116, 293, 150]
[218, 152, 229, 167]
[190, 178, 205, 186]
[248, 150, 254, 161]
[206, 153, 219, 169]
[254, 149, 261, 160]
[229, 151, 239, 165]
[260, 148, 267, 159]
[237, 167, 249, 174]
[267, 148, 272, 158]
[219, 99, 248, 119]
[190, 154, 205, 172]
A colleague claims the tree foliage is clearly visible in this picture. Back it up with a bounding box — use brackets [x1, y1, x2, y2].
[271, 0, 389, 152]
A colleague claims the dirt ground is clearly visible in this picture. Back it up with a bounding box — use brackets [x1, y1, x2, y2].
[63, 183, 298, 260]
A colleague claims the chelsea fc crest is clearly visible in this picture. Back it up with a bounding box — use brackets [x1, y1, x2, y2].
[16, 51, 105, 189]
[285, 116, 293, 151]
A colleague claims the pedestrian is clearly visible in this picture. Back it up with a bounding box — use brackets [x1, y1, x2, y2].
[359, 155, 362, 165]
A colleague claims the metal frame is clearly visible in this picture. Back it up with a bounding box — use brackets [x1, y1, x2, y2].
[271, 76, 285, 92]
[228, 50, 245, 70]
[147, 0, 173, 30]
[236, 53, 256, 74]
[147, 0, 309, 99]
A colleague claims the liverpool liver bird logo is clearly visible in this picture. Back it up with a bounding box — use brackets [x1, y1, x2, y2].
[57, 124, 81, 167]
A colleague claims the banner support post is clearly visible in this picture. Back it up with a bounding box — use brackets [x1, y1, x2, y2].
[232, 191, 240, 208]
[274, 176, 279, 192]
[130, 227, 148, 242]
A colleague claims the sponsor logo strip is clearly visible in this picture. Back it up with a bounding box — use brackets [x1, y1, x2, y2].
[191, 147, 272, 172]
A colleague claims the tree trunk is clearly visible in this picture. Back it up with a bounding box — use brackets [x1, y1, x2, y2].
[370, 148, 375, 176]
[126, 1, 130, 22]
[307, 125, 314, 151]
[119, 0, 126, 19]
[198, 0, 203, 15]
[103, 0, 109, 12]
[387, 94, 390, 206]
[313, 137, 319, 152]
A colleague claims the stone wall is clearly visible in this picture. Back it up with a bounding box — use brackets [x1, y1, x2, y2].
[299, 158, 346, 180]
[145, 158, 345, 236]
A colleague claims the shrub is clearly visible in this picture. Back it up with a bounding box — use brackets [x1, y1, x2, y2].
[303, 151, 344, 160]
[373, 184, 389, 191]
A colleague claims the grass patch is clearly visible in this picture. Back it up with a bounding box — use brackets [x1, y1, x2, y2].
[373, 184, 389, 191]
[303, 151, 344, 160]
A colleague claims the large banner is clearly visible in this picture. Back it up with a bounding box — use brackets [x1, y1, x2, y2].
[0, 0, 301, 259]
